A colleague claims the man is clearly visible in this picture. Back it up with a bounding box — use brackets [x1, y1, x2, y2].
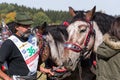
[0, 12, 53, 80]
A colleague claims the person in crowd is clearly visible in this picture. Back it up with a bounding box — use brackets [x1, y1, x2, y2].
[0, 20, 11, 47]
[0, 20, 14, 76]
[0, 12, 54, 80]
[96, 17, 120, 80]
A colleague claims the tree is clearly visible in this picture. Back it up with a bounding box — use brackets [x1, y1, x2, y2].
[33, 12, 51, 27]
[5, 12, 16, 23]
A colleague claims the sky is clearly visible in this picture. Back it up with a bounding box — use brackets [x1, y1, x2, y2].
[0, 0, 120, 16]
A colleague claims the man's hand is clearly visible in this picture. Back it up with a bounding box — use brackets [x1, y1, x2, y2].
[39, 66, 54, 76]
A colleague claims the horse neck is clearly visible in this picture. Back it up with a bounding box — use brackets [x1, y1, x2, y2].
[92, 21, 103, 52]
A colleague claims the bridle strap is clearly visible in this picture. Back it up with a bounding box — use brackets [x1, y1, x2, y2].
[84, 21, 95, 47]
[64, 42, 82, 52]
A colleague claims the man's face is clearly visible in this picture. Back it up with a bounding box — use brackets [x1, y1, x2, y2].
[16, 25, 31, 38]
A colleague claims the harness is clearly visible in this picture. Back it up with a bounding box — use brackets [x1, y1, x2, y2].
[64, 21, 95, 58]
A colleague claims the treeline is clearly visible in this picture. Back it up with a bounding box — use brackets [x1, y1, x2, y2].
[0, 3, 72, 27]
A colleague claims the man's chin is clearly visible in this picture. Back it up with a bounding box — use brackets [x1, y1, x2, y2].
[22, 33, 31, 39]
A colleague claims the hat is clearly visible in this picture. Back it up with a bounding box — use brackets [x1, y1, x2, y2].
[15, 12, 33, 25]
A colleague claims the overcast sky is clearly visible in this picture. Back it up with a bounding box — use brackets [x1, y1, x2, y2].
[0, 0, 120, 15]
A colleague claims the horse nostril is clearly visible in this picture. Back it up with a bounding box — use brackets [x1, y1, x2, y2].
[68, 58, 73, 66]
[63, 58, 73, 70]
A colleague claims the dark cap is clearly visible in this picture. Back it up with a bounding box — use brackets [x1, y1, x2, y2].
[15, 12, 33, 25]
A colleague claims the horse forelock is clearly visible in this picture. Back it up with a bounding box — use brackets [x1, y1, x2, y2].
[71, 10, 86, 22]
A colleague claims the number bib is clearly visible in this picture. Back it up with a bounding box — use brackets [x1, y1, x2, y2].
[9, 35, 39, 73]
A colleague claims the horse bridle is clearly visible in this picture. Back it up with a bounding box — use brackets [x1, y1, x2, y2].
[64, 20, 95, 58]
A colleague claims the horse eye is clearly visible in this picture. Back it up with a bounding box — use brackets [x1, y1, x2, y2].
[80, 29, 86, 33]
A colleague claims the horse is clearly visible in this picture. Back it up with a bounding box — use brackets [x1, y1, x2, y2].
[66, 6, 115, 68]
[34, 20, 95, 80]
[61, 6, 115, 80]
[34, 6, 115, 80]
[33, 23, 74, 80]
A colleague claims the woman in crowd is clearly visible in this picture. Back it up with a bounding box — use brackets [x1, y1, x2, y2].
[96, 17, 120, 80]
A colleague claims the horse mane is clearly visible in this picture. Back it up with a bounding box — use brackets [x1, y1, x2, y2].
[43, 25, 68, 43]
[93, 12, 115, 34]
[71, 10, 115, 34]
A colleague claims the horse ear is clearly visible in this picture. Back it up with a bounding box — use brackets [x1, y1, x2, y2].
[42, 22, 47, 27]
[69, 6, 76, 17]
[41, 22, 47, 30]
[85, 6, 96, 21]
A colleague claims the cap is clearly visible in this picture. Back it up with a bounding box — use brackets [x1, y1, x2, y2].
[15, 12, 33, 25]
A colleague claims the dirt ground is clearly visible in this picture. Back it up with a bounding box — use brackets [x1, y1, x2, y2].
[37, 71, 47, 80]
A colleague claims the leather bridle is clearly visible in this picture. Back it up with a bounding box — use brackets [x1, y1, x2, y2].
[64, 20, 95, 58]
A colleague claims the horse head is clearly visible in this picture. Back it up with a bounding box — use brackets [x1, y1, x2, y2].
[62, 6, 96, 71]
[64, 6, 115, 72]
[33, 22, 69, 66]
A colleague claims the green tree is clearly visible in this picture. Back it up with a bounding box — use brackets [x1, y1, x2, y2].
[0, 3, 72, 25]
[33, 12, 51, 27]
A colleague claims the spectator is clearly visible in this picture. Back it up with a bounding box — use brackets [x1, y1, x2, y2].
[96, 17, 120, 80]
[0, 12, 53, 80]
